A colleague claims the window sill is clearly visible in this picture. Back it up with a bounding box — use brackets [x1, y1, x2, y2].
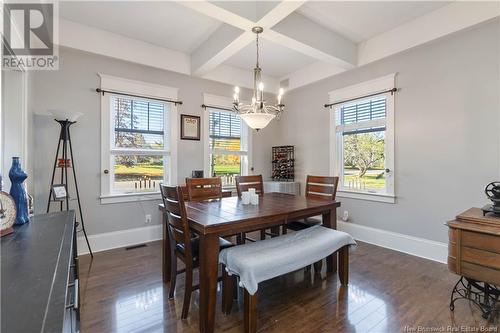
[337, 190, 395, 204]
[100, 191, 161, 205]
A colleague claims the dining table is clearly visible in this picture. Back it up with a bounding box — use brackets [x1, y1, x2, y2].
[159, 192, 341, 333]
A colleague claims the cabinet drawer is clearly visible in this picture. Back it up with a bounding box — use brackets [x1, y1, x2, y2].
[462, 231, 500, 254]
[461, 261, 500, 286]
[462, 247, 500, 270]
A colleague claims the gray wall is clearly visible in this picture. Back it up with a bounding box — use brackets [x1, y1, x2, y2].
[29, 20, 500, 243]
[277, 20, 500, 243]
[30, 47, 274, 235]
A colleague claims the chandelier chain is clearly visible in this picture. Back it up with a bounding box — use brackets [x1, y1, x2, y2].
[256, 33, 259, 68]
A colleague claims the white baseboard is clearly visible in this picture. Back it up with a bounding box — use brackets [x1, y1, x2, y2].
[77, 224, 163, 255]
[338, 221, 448, 264]
[77, 221, 448, 264]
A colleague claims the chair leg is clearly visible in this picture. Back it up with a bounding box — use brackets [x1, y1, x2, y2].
[244, 290, 258, 333]
[169, 254, 178, 299]
[260, 229, 266, 240]
[240, 233, 246, 244]
[313, 260, 323, 274]
[221, 265, 235, 315]
[181, 263, 193, 319]
[339, 246, 349, 285]
[270, 226, 280, 238]
[281, 224, 287, 235]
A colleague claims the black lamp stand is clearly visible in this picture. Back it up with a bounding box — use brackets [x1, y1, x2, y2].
[47, 119, 93, 257]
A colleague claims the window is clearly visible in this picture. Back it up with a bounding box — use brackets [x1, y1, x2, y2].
[111, 96, 169, 194]
[329, 74, 395, 203]
[100, 74, 178, 204]
[207, 108, 249, 187]
[203, 93, 251, 188]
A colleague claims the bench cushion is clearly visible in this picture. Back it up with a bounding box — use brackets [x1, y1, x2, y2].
[219, 226, 356, 295]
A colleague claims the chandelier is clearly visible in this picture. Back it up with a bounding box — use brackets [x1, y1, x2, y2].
[232, 26, 284, 131]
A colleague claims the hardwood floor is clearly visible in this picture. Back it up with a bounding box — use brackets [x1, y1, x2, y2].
[79, 240, 496, 333]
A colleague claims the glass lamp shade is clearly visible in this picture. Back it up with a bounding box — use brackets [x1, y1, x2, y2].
[240, 113, 275, 130]
[48, 110, 83, 122]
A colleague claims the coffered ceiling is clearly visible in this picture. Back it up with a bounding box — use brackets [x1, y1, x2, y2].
[58, 1, 500, 92]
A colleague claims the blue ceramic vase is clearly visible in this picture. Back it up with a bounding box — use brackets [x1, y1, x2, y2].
[9, 157, 29, 225]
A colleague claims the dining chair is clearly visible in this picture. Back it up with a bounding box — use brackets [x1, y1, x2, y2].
[160, 184, 233, 319]
[286, 175, 339, 231]
[235, 175, 280, 243]
[185, 177, 222, 202]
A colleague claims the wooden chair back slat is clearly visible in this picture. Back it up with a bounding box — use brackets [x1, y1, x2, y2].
[186, 177, 222, 202]
[160, 184, 192, 255]
[235, 175, 264, 197]
[305, 175, 339, 200]
[307, 175, 338, 185]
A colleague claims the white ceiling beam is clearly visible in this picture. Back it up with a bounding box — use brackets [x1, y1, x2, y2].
[256, 1, 307, 28]
[183, 0, 356, 77]
[269, 12, 357, 68]
[283, 61, 346, 91]
[179, 1, 254, 31]
[182, 1, 317, 78]
[59, 19, 191, 75]
[191, 24, 253, 76]
[358, 1, 500, 66]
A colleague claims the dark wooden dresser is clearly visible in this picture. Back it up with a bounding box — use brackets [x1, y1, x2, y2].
[446, 208, 500, 319]
[1, 211, 80, 333]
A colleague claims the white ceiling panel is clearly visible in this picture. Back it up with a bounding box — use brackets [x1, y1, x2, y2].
[298, 1, 451, 43]
[60, 1, 222, 53]
[224, 37, 316, 78]
[210, 1, 280, 22]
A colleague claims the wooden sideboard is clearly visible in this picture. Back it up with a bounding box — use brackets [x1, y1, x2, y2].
[447, 208, 500, 286]
[1, 211, 79, 333]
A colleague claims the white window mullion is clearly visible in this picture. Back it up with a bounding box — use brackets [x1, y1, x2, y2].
[335, 118, 386, 134]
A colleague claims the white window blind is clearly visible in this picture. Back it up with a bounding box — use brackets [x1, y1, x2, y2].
[341, 96, 386, 125]
[209, 110, 241, 151]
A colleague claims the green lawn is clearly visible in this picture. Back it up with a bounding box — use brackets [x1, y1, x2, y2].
[214, 165, 240, 175]
[115, 164, 163, 180]
[344, 168, 385, 190]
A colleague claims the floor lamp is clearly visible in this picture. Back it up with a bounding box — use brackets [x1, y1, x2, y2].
[46, 113, 93, 257]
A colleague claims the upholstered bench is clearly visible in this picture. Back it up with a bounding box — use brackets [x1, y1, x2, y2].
[219, 225, 356, 332]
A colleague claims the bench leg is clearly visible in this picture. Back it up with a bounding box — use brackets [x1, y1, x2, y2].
[244, 290, 257, 333]
[221, 265, 235, 315]
[339, 246, 349, 285]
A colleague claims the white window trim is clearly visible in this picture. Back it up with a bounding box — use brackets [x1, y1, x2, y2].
[329, 73, 396, 204]
[99, 74, 178, 204]
[202, 93, 252, 188]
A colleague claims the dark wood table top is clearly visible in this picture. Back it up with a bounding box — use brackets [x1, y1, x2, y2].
[1, 211, 75, 333]
[160, 192, 340, 236]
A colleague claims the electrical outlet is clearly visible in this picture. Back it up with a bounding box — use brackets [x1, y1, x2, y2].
[342, 210, 349, 222]
[145, 214, 152, 224]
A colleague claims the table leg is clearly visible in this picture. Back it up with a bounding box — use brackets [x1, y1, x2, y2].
[323, 208, 338, 273]
[199, 233, 220, 333]
[162, 212, 171, 283]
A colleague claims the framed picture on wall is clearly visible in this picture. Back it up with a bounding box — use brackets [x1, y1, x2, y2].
[180, 114, 201, 140]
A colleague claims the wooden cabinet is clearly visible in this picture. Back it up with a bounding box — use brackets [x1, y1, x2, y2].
[447, 208, 500, 286]
[264, 181, 300, 195]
